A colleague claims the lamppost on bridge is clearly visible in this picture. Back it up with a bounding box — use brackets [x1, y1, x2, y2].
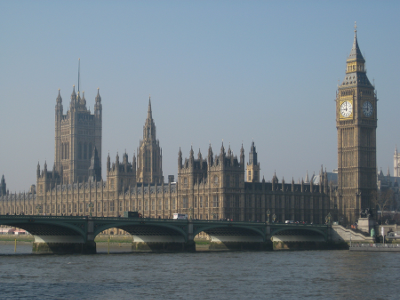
[88, 202, 94, 217]
[36, 205, 42, 215]
[189, 206, 193, 220]
[272, 213, 276, 223]
[266, 209, 270, 224]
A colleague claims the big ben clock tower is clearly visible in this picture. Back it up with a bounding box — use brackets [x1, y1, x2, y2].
[336, 24, 377, 225]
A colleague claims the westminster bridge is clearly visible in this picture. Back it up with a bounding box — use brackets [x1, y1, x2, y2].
[0, 215, 336, 253]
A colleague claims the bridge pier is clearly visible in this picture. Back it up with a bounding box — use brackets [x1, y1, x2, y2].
[207, 235, 272, 251]
[130, 235, 195, 252]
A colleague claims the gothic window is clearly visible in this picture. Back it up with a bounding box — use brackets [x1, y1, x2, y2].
[213, 195, 219, 207]
[68, 204, 72, 213]
[110, 201, 114, 212]
[110, 179, 114, 189]
[145, 200, 149, 211]
[158, 200, 162, 210]
[52, 204, 55, 214]
[80, 203, 83, 213]
[119, 201, 123, 212]
[194, 196, 197, 208]
[151, 200, 155, 210]
[182, 197, 188, 208]
[131, 200, 135, 211]
[235, 195, 240, 208]
[97, 203, 101, 212]
[199, 196, 203, 208]
[226, 175, 230, 187]
[164, 199, 169, 210]
[57, 205, 60, 214]
[184, 177, 188, 187]
[74, 203, 77, 213]
[235, 175, 239, 187]
[172, 198, 176, 210]
[103, 202, 107, 212]
[214, 176, 219, 185]
[62, 204, 66, 214]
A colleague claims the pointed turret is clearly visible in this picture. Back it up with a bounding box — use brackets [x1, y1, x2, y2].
[347, 24, 365, 63]
[227, 145, 232, 157]
[208, 144, 213, 166]
[95, 88, 101, 103]
[88, 147, 101, 182]
[178, 147, 182, 170]
[240, 144, 245, 166]
[56, 89, 62, 104]
[107, 153, 111, 172]
[70, 85, 77, 108]
[132, 153, 137, 171]
[80, 91, 86, 107]
[37, 162, 40, 178]
[249, 141, 257, 165]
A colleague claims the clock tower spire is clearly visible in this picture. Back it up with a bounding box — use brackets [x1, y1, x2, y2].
[336, 24, 377, 225]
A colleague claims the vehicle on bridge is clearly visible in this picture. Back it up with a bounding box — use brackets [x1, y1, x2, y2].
[123, 211, 142, 218]
[173, 213, 188, 220]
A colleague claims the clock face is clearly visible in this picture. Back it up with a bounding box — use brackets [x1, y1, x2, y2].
[362, 101, 373, 117]
[340, 101, 353, 118]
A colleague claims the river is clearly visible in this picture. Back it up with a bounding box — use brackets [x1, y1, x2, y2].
[0, 243, 399, 299]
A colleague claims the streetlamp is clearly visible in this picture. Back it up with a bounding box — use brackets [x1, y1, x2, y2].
[272, 213, 276, 223]
[88, 202, 94, 217]
[266, 209, 270, 224]
[189, 206, 193, 220]
[36, 205, 42, 215]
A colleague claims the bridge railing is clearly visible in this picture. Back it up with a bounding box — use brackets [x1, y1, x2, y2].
[0, 214, 330, 228]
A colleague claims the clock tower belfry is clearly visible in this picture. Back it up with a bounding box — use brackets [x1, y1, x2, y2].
[336, 24, 377, 225]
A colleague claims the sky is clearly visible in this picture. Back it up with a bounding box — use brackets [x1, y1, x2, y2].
[1, 1, 399, 192]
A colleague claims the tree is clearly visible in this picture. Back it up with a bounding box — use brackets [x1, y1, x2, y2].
[371, 189, 395, 221]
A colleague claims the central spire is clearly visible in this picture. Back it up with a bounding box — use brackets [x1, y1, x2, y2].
[147, 96, 152, 120]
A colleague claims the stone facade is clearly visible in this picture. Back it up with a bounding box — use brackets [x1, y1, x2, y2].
[0, 92, 335, 223]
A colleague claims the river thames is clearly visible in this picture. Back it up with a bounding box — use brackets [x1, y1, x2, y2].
[0, 243, 399, 299]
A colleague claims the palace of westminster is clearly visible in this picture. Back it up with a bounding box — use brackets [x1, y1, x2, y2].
[0, 28, 390, 226]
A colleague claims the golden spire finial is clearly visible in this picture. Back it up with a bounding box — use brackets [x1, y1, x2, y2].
[354, 21, 357, 34]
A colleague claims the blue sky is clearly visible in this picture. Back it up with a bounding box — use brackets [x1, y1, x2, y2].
[1, 1, 399, 192]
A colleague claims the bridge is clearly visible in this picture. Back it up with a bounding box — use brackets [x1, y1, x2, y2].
[0, 215, 332, 253]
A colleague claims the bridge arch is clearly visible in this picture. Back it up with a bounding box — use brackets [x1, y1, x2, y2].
[193, 224, 266, 242]
[93, 220, 188, 242]
[0, 216, 87, 241]
[270, 226, 328, 241]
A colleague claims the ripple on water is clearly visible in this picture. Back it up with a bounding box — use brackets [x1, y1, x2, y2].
[0, 251, 399, 299]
